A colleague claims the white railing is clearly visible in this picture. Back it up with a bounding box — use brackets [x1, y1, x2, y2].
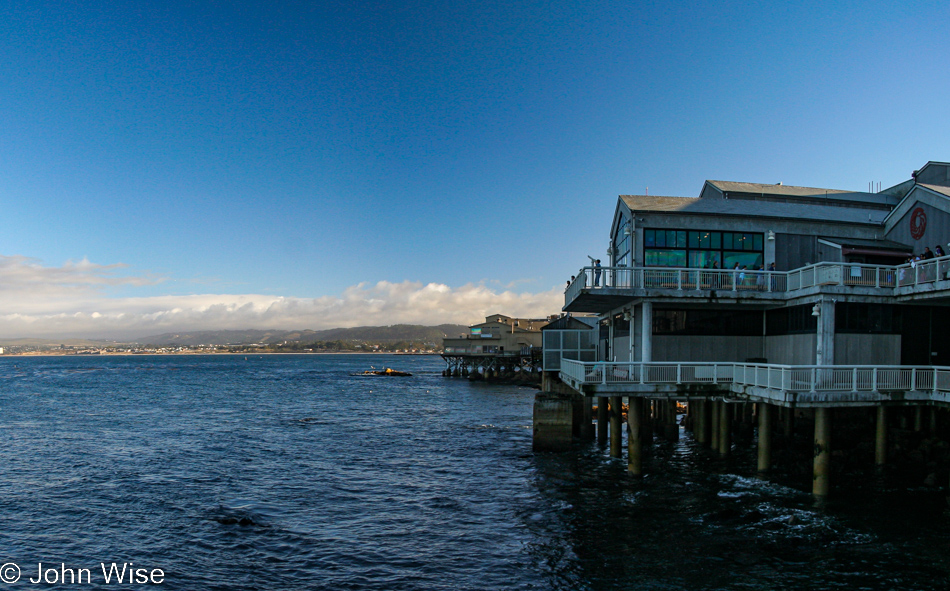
[561, 360, 950, 396]
[729, 364, 950, 394]
[566, 266, 787, 295]
[565, 256, 950, 304]
[560, 360, 735, 386]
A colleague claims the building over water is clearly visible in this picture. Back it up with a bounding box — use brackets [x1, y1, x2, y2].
[544, 161, 950, 497]
[442, 314, 551, 380]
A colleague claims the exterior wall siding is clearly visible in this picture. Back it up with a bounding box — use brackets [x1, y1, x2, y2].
[653, 335, 763, 362]
[774, 234, 819, 270]
[765, 334, 816, 365]
[885, 199, 950, 255]
[835, 334, 901, 365]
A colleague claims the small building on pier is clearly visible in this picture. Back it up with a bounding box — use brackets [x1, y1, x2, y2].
[541, 160, 950, 497]
[442, 314, 552, 381]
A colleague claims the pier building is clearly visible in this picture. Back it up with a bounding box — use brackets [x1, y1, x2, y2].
[539, 161, 950, 497]
[441, 314, 549, 381]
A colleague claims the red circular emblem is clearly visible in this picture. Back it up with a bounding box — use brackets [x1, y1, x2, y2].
[910, 207, 927, 240]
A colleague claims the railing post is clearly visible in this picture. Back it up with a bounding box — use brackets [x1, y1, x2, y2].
[811, 367, 817, 392]
[601, 362, 607, 385]
[911, 368, 917, 391]
[640, 363, 645, 384]
[872, 367, 877, 392]
[677, 271, 682, 290]
[676, 364, 682, 384]
[852, 367, 857, 391]
[713, 364, 718, 384]
[839, 264, 844, 286]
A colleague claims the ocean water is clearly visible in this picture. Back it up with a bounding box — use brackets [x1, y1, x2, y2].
[0, 354, 949, 590]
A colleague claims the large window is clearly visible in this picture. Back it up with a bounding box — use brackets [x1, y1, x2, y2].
[644, 229, 764, 269]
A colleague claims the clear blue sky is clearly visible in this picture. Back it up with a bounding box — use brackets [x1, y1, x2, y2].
[0, 0, 947, 338]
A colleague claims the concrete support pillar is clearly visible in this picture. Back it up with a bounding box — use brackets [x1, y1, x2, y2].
[930, 407, 938, 435]
[695, 400, 708, 446]
[875, 405, 888, 468]
[582, 397, 594, 440]
[914, 406, 923, 432]
[813, 407, 832, 498]
[627, 397, 644, 476]
[757, 403, 772, 473]
[718, 401, 731, 457]
[533, 392, 573, 451]
[597, 396, 608, 446]
[641, 301, 653, 363]
[609, 396, 623, 458]
[815, 299, 835, 366]
[710, 400, 720, 450]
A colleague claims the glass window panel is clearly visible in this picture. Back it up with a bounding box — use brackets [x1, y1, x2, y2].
[645, 250, 686, 266]
[676, 231, 687, 247]
[655, 231, 665, 247]
[723, 251, 763, 270]
[699, 232, 710, 249]
[689, 232, 699, 249]
[644, 230, 655, 247]
[690, 250, 721, 268]
[666, 230, 676, 248]
[744, 233, 755, 250]
[723, 233, 733, 250]
[754, 234, 763, 251]
[711, 232, 721, 249]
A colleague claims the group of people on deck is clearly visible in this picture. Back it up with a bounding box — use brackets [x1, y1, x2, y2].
[901, 243, 949, 283]
[906, 244, 946, 266]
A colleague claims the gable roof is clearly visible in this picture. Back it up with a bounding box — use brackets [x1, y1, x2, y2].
[706, 180, 853, 198]
[919, 183, 950, 198]
[620, 195, 887, 225]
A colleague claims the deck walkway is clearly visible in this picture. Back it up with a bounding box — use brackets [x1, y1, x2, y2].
[559, 360, 950, 407]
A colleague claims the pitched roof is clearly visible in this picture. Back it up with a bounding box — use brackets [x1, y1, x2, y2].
[919, 183, 950, 198]
[706, 180, 852, 197]
[620, 195, 888, 224]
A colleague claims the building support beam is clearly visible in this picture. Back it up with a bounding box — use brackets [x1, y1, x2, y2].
[813, 407, 832, 498]
[815, 299, 835, 366]
[597, 396, 608, 446]
[627, 397, 644, 476]
[609, 396, 623, 458]
[641, 301, 652, 363]
[717, 400, 731, 457]
[695, 400, 708, 446]
[710, 400, 720, 451]
[875, 405, 888, 469]
[757, 403, 772, 473]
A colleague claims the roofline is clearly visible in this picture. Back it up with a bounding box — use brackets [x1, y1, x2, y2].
[882, 184, 950, 231]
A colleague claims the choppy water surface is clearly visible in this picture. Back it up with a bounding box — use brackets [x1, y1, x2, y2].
[1, 355, 949, 590]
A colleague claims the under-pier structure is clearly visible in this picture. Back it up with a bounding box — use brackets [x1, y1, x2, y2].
[547, 360, 950, 497]
[441, 348, 542, 382]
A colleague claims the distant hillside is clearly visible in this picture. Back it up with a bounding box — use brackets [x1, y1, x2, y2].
[136, 325, 470, 347]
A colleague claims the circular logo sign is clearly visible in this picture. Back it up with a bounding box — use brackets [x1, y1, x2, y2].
[910, 207, 927, 240]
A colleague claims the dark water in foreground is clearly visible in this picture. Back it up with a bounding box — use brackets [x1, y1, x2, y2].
[1, 354, 949, 590]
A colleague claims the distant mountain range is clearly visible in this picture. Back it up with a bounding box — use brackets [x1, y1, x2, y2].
[136, 325, 471, 347]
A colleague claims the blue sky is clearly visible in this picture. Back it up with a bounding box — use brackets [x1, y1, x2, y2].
[0, 0, 948, 338]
